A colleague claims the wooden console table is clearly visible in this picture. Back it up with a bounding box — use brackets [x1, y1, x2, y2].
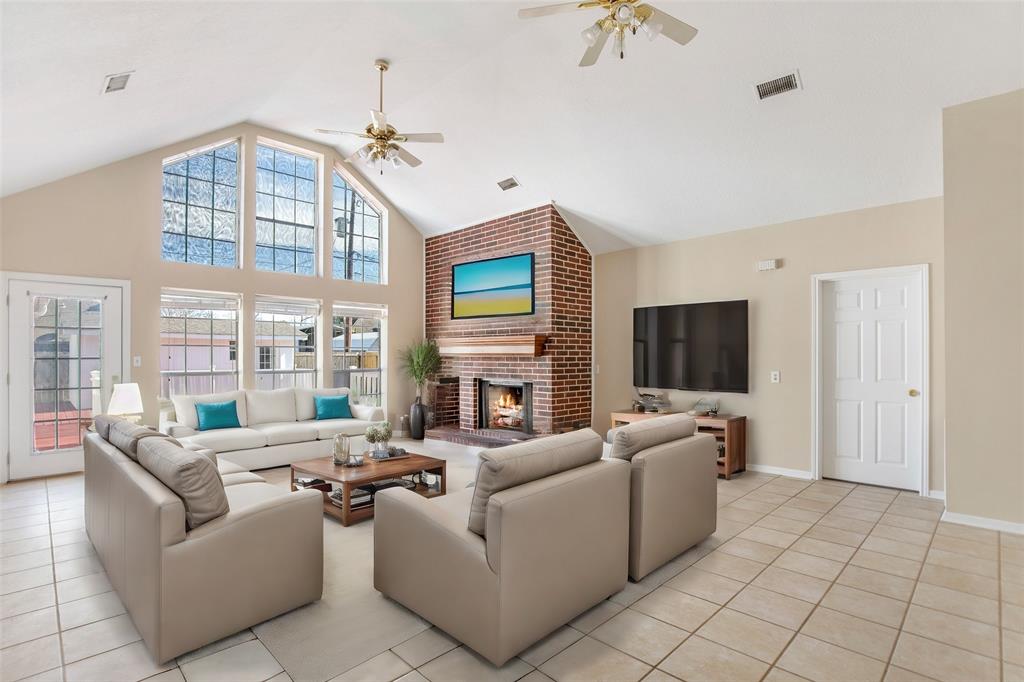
[610, 410, 747, 479]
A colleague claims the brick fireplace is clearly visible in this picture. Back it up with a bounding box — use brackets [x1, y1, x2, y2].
[425, 204, 592, 438]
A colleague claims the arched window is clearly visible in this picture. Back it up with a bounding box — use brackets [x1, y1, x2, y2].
[332, 170, 382, 283]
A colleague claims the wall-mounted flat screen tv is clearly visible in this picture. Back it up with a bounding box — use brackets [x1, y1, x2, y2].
[633, 300, 749, 393]
[452, 253, 535, 319]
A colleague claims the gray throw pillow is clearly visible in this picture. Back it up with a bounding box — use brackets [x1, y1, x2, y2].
[108, 421, 179, 461]
[137, 437, 229, 529]
[468, 428, 602, 537]
[609, 414, 696, 461]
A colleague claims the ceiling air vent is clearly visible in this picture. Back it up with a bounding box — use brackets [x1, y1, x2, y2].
[754, 71, 801, 100]
[102, 71, 133, 94]
[497, 177, 520, 191]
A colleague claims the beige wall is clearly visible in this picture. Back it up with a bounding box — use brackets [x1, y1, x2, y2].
[943, 89, 1024, 524]
[594, 198, 946, 492]
[0, 123, 424, 430]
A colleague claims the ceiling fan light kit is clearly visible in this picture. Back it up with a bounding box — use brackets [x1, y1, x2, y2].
[518, 0, 697, 66]
[314, 59, 445, 174]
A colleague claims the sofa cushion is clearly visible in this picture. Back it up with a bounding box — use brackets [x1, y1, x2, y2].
[137, 437, 229, 529]
[108, 421, 178, 460]
[312, 418, 372, 440]
[223, 481, 290, 510]
[171, 390, 247, 429]
[314, 394, 352, 420]
[250, 421, 319, 446]
[216, 460, 248, 476]
[608, 414, 697, 461]
[468, 428, 603, 537]
[221, 472, 267, 486]
[93, 414, 125, 440]
[179, 428, 268, 453]
[294, 387, 350, 422]
[246, 388, 297, 426]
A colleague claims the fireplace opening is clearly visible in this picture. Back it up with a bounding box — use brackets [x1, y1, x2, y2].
[477, 379, 533, 433]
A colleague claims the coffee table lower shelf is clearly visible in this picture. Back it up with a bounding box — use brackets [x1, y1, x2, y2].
[320, 484, 445, 525]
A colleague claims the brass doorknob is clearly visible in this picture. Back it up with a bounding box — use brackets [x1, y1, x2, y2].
[908, 389, 920, 397]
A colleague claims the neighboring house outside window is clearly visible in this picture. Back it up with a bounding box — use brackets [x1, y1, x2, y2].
[255, 144, 317, 276]
[332, 170, 382, 283]
[159, 291, 239, 397]
[254, 298, 318, 389]
[332, 304, 386, 406]
[161, 140, 239, 268]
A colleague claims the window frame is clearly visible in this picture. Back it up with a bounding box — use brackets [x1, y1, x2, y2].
[253, 297, 321, 389]
[331, 303, 387, 407]
[331, 164, 387, 285]
[254, 138, 322, 278]
[161, 138, 241, 269]
[158, 290, 241, 397]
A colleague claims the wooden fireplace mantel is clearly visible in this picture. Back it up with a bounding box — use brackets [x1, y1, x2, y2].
[435, 335, 547, 357]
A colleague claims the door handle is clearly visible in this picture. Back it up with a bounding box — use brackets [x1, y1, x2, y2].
[908, 389, 920, 397]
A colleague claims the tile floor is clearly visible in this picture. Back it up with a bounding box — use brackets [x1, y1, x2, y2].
[1, 439, 1022, 682]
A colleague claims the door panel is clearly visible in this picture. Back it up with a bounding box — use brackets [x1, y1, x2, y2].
[822, 271, 924, 490]
[8, 279, 125, 480]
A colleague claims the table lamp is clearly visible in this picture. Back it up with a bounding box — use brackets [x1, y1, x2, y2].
[107, 382, 144, 423]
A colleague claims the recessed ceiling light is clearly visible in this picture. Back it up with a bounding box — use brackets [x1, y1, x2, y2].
[498, 177, 520, 191]
[102, 71, 134, 94]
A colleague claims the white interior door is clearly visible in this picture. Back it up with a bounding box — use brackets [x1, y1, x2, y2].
[8, 278, 125, 480]
[821, 270, 925, 490]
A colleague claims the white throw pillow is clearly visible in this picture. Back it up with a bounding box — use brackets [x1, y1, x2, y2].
[294, 387, 350, 421]
[170, 390, 247, 430]
[245, 388, 297, 425]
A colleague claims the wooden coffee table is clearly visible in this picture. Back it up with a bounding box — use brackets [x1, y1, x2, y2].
[290, 453, 447, 526]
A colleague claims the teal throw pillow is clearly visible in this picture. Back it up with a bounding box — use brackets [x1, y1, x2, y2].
[314, 394, 353, 420]
[195, 400, 241, 431]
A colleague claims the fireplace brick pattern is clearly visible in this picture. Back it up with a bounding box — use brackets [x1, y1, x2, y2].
[425, 204, 592, 434]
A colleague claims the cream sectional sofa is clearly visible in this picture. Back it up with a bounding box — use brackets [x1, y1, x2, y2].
[159, 387, 384, 470]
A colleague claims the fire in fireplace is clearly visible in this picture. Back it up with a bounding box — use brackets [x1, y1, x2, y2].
[477, 379, 533, 433]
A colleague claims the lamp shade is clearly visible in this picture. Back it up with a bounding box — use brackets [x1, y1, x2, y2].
[107, 382, 144, 416]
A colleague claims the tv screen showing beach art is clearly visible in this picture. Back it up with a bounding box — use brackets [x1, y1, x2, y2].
[452, 253, 535, 319]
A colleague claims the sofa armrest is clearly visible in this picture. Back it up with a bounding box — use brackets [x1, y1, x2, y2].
[351, 403, 385, 422]
[162, 420, 198, 438]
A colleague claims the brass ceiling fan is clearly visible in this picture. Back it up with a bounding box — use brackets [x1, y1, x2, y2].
[518, 0, 698, 66]
[315, 60, 444, 174]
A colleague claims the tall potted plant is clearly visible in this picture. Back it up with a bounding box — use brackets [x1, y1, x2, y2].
[400, 339, 441, 439]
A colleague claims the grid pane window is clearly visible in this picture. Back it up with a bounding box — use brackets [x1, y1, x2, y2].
[332, 171, 381, 283]
[255, 299, 318, 389]
[332, 306, 385, 406]
[160, 293, 239, 397]
[32, 297, 101, 452]
[162, 141, 239, 267]
[255, 144, 317, 275]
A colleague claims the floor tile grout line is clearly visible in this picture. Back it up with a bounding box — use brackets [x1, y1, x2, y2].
[45, 479, 69, 682]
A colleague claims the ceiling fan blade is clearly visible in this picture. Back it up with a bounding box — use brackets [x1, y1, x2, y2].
[344, 144, 372, 163]
[396, 146, 422, 168]
[399, 133, 444, 143]
[646, 6, 698, 46]
[578, 29, 609, 67]
[370, 109, 387, 132]
[518, 1, 586, 19]
[315, 128, 367, 137]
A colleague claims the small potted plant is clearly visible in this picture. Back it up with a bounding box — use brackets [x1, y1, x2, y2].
[365, 421, 393, 459]
[400, 339, 441, 440]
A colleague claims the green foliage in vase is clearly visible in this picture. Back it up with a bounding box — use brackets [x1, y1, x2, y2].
[400, 339, 441, 397]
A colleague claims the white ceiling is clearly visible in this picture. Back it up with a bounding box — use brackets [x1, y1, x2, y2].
[2, 1, 1022, 253]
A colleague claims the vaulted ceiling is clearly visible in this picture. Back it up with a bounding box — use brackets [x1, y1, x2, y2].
[2, 1, 1021, 252]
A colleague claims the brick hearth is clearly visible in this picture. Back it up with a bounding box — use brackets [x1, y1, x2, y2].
[425, 204, 592, 434]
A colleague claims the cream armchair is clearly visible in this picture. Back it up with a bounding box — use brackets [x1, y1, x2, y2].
[374, 429, 630, 666]
[608, 414, 718, 580]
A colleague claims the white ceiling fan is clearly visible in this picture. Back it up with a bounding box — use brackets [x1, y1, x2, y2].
[315, 60, 444, 174]
[518, 0, 698, 66]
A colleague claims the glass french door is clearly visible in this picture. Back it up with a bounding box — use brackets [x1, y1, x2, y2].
[8, 278, 125, 479]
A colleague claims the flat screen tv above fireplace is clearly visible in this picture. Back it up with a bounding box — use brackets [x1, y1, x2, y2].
[452, 253, 535, 320]
[633, 300, 749, 393]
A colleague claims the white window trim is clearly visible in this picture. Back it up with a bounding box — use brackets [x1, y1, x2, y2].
[159, 289, 242, 397]
[332, 162, 388, 286]
[253, 295, 323, 388]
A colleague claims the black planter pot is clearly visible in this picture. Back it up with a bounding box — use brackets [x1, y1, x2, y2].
[409, 397, 425, 440]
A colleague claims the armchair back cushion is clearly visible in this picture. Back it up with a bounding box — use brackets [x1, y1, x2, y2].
[609, 414, 696, 460]
[294, 387, 350, 421]
[137, 437, 229, 529]
[467, 428, 603, 537]
[171, 390, 247, 430]
[245, 388, 297, 425]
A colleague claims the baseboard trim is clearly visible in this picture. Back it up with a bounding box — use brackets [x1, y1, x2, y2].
[941, 510, 1024, 534]
[747, 464, 813, 480]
